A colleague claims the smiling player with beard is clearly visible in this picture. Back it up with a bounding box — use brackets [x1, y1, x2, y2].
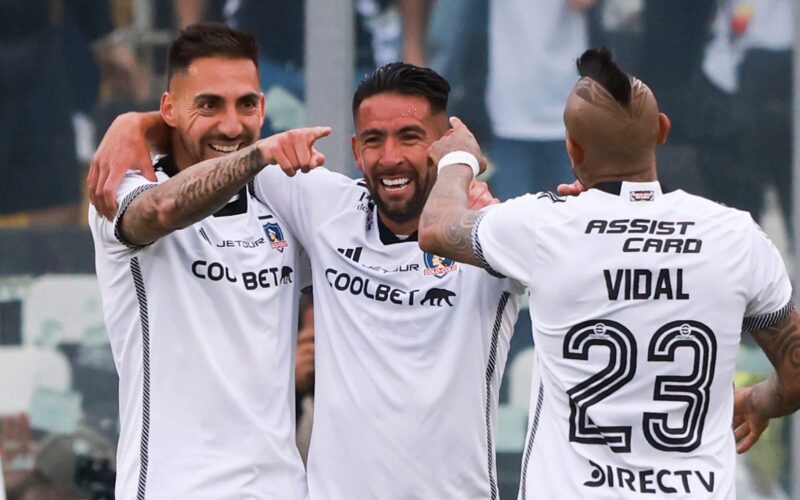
[88, 24, 330, 499]
[90, 62, 523, 500]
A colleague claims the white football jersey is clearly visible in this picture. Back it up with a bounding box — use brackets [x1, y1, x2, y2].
[89, 156, 308, 500]
[473, 181, 793, 500]
[253, 167, 522, 500]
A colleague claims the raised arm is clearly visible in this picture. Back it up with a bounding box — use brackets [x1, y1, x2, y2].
[418, 117, 486, 266]
[88, 111, 170, 218]
[117, 126, 330, 247]
[399, 0, 434, 66]
[733, 307, 800, 453]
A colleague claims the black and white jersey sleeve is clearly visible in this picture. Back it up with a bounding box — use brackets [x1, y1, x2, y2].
[742, 221, 794, 331]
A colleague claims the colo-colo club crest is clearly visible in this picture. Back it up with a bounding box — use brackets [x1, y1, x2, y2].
[263, 222, 289, 253]
[423, 253, 458, 278]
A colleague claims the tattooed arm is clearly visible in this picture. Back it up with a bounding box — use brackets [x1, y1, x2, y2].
[733, 307, 800, 453]
[418, 165, 482, 266]
[118, 127, 330, 246]
[418, 117, 488, 266]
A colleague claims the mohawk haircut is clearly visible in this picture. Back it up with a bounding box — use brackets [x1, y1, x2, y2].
[352, 62, 450, 117]
[576, 48, 631, 105]
[166, 23, 258, 86]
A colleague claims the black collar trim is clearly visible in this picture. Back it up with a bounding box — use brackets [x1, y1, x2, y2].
[593, 181, 623, 195]
[377, 213, 418, 244]
[592, 180, 675, 196]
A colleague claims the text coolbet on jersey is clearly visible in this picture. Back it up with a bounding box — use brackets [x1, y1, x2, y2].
[253, 166, 521, 500]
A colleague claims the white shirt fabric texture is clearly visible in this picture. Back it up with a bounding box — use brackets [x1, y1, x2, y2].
[253, 166, 522, 500]
[474, 181, 793, 500]
[89, 158, 308, 500]
[486, 0, 588, 140]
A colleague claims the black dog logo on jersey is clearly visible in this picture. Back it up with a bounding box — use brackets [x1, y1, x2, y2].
[423, 253, 458, 278]
[420, 288, 456, 307]
[280, 266, 293, 283]
[263, 222, 288, 253]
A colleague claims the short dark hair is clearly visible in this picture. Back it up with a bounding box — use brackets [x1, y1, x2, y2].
[576, 48, 631, 105]
[352, 62, 450, 117]
[166, 23, 259, 86]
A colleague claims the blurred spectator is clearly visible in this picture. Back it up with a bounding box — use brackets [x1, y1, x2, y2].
[694, 0, 793, 241]
[736, 0, 793, 240]
[618, 0, 714, 195]
[485, 0, 595, 200]
[401, 0, 492, 144]
[636, 0, 715, 143]
[91, 32, 158, 141]
[14, 427, 115, 500]
[0, 414, 34, 500]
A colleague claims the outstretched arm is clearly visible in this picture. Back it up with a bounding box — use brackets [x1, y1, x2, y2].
[118, 127, 330, 247]
[418, 117, 486, 266]
[734, 307, 800, 453]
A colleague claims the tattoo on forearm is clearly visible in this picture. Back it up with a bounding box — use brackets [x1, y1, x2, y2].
[440, 210, 478, 260]
[173, 146, 261, 211]
[755, 310, 800, 372]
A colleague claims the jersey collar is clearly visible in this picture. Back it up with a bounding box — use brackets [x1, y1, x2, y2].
[377, 212, 418, 245]
[593, 181, 667, 202]
[154, 154, 180, 177]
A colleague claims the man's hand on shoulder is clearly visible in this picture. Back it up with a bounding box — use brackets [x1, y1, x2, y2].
[88, 112, 161, 220]
[557, 179, 586, 197]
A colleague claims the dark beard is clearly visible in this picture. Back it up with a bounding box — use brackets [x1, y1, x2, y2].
[363, 174, 429, 227]
[372, 190, 427, 225]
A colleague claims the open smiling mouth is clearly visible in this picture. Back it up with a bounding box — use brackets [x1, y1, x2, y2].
[381, 177, 411, 192]
[209, 143, 242, 153]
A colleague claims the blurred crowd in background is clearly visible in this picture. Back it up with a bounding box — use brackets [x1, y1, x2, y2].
[0, 0, 795, 498]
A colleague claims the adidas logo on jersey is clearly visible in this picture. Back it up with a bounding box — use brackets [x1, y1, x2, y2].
[338, 247, 363, 263]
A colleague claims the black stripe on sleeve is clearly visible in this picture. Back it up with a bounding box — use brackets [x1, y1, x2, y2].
[520, 382, 544, 500]
[742, 301, 795, 332]
[471, 210, 507, 279]
[114, 184, 158, 250]
[483, 291, 511, 500]
[130, 257, 151, 499]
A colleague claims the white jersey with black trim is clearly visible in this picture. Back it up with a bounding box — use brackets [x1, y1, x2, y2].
[89, 157, 308, 500]
[473, 181, 793, 500]
[252, 166, 522, 500]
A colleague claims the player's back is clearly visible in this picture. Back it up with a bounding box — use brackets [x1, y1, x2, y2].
[475, 181, 791, 499]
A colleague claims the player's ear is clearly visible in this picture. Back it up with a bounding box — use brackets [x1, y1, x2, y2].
[351, 134, 364, 174]
[161, 92, 177, 128]
[657, 113, 671, 145]
[258, 92, 267, 127]
[566, 136, 584, 168]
